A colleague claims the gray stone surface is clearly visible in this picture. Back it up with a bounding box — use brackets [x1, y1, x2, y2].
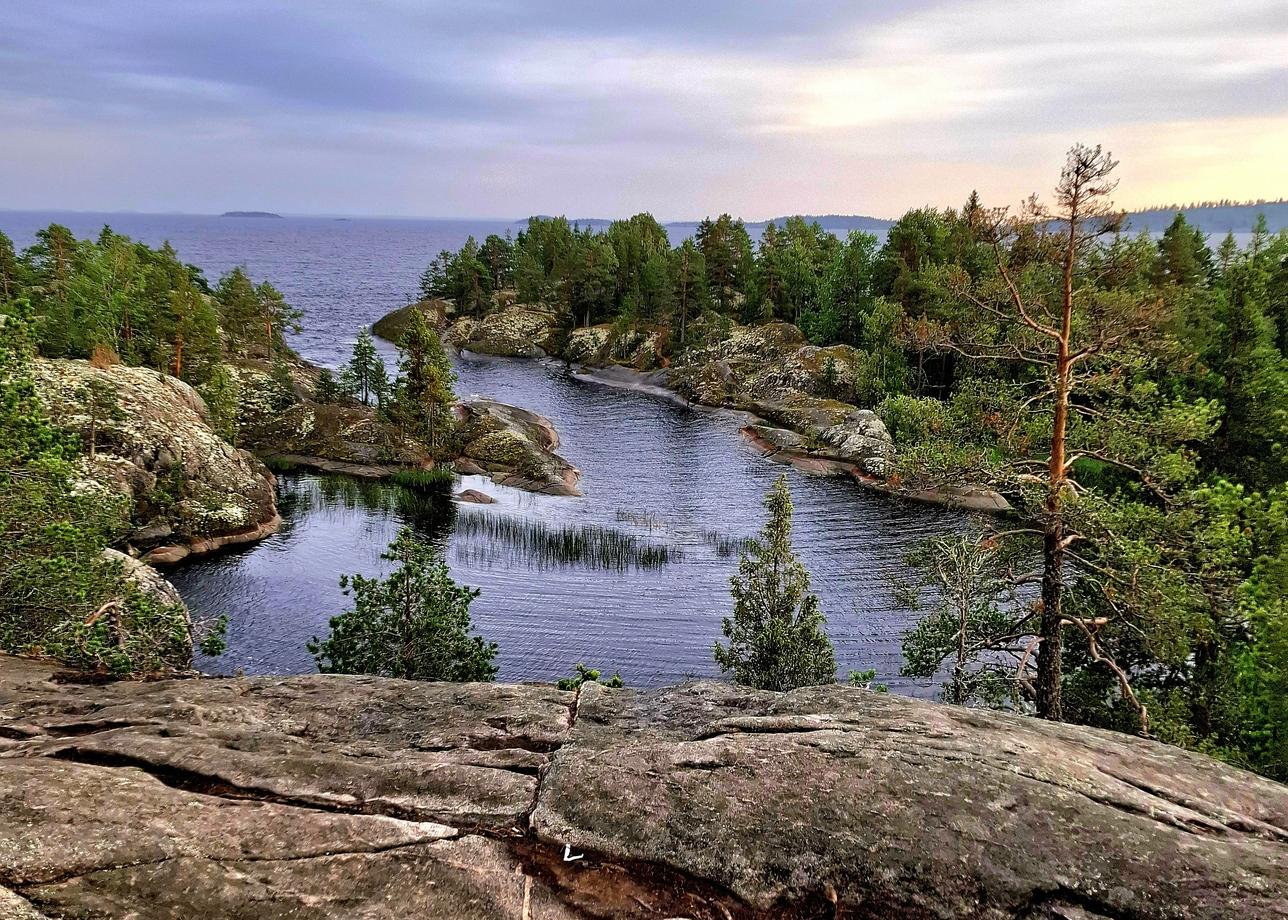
[32, 359, 280, 559]
[2, 656, 1284, 918]
[535, 681, 1288, 919]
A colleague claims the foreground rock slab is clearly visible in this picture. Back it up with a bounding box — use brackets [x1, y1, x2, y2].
[1, 656, 1285, 919]
[536, 682, 1288, 919]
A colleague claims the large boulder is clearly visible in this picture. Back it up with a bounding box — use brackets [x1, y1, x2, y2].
[101, 548, 187, 613]
[456, 398, 580, 496]
[32, 359, 279, 562]
[370, 298, 450, 343]
[1, 656, 1283, 919]
[745, 397, 894, 477]
[563, 325, 667, 370]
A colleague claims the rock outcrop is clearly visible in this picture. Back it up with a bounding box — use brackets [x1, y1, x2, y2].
[1, 655, 1283, 919]
[232, 361, 435, 472]
[101, 549, 188, 615]
[444, 308, 564, 358]
[370, 298, 450, 343]
[32, 360, 280, 563]
[457, 398, 581, 496]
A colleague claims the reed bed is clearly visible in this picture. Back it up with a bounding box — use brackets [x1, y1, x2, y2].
[455, 509, 679, 570]
[390, 467, 456, 492]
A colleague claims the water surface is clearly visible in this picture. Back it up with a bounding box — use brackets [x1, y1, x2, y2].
[172, 355, 961, 689]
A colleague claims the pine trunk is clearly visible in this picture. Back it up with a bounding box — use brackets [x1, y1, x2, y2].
[1035, 216, 1078, 721]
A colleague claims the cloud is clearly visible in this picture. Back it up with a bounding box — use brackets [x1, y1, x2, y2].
[0, 0, 1283, 217]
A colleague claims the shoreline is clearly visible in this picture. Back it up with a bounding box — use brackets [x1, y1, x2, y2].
[558, 359, 1012, 514]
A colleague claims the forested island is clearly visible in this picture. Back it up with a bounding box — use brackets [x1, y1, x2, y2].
[220, 210, 282, 218]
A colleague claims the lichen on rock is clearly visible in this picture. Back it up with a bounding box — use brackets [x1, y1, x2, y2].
[32, 359, 279, 560]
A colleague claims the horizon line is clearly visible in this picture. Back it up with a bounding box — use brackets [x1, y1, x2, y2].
[3, 198, 1286, 227]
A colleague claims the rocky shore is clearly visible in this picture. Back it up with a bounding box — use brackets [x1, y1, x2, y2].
[380, 301, 1009, 511]
[33, 359, 281, 566]
[34, 353, 579, 573]
[1, 655, 1284, 919]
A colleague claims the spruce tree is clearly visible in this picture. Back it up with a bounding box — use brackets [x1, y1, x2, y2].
[342, 328, 382, 405]
[714, 475, 837, 691]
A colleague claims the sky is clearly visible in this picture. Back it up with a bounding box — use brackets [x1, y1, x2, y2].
[1, 0, 1285, 220]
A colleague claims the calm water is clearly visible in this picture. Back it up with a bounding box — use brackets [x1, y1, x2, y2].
[3, 211, 966, 689]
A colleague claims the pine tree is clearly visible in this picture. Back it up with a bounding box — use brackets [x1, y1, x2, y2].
[256, 280, 302, 355]
[308, 527, 497, 681]
[0, 231, 22, 302]
[214, 267, 261, 352]
[714, 475, 837, 690]
[394, 309, 455, 449]
[161, 283, 220, 382]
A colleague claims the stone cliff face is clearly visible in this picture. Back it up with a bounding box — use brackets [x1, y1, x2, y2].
[32, 359, 280, 564]
[1, 655, 1283, 919]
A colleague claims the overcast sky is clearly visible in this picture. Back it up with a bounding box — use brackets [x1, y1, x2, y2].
[1, 0, 1284, 220]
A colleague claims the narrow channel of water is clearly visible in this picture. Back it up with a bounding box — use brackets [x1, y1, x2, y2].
[171, 354, 965, 691]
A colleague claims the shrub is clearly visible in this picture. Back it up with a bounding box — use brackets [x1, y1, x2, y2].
[556, 663, 625, 691]
[876, 394, 951, 445]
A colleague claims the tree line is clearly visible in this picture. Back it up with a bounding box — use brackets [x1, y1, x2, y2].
[0, 224, 300, 384]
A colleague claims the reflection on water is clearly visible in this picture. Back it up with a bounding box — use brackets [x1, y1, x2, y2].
[171, 355, 967, 691]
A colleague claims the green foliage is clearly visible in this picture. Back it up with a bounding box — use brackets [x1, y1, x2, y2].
[340, 328, 386, 406]
[877, 395, 950, 445]
[214, 267, 301, 357]
[847, 668, 888, 692]
[199, 364, 242, 444]
[308, 526, 497, 681]
[313, 367, 341, 404]
[556, 662, 625, 691]
[714, 475, 837, 690]
[898, 532, 1028, 707]
[5, 224, 294, 385]
[391, 309, 456, 450]
[267, 358, 297, 410]
[420, 235, 499, 316]
[197, 613, 229, 657]
[389, 467, 455, 491]
[0, 308, 191, 675]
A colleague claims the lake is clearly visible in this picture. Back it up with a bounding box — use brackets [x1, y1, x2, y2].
[3, 211, 968, 691]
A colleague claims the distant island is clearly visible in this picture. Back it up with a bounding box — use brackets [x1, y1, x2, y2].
[221, 210, 283, 218]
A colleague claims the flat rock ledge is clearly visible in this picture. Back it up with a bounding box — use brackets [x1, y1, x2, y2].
[0, 656, 1284, 919]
